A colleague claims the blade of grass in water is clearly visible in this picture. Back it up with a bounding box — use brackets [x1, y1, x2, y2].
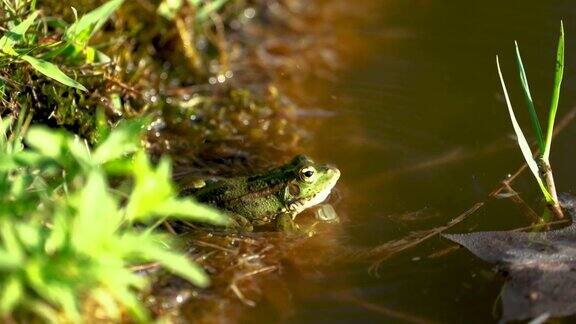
[543, 21, 564, 161]
[496, 56, 553, 203]
[514, 41, 545, 152]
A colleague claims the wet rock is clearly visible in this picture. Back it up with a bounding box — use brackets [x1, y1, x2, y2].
[444, 194, 576, 322]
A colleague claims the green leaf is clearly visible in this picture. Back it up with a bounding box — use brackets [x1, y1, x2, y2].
[0, 248, 21, 270]
[21, 55, 87, 91]
[156, 198, 228, 225]
[0, 11, 39, 55]
[496, 56, 553, 203]
[49, 286, 80, 323]
[90, 289, 120, 320]
[109, 286, 147, 322]
[92, 120, 143, 164]
[0, 276, 23, 314]
[44, 212, 69, 254]
[158, 0, 183, 19]
[196, 0, 229, 24]
[66, 0, 125, 46]
[66, 137, 92, 167]
[71, 171, 119, 253]
[25, 127, 66, 159]
[543, 21, 565, 161]
[15, 222, 41, 249]
[125, 154, 175, 222]
[0, 116, 14, 146]
[130, 236, 210, 288]
[25, 300, 60, 324]
[0, 220, 23, 265]
[514, 41, 544, 152]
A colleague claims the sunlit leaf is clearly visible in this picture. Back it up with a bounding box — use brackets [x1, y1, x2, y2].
[0, 11, 39, 55]
[15, 223, 41, 249]
[158, 0, 183, 19]
[125, 154, 174, 222]
[496, 56, 553, 203]
[0, 116, 14, 145]
[109, 286, 147, 322]
[543, 21, 565, 161]
[0, 276, 23, 315]
[66, 136, 92, 167]
[25, 127, 66, 159]
[92, 120, 143, 164]
[129, 235, 210, 288]
[21, 55, 87, 91]
[196, 0, 229, 24]
[90, 289, 120, 320]
[156, 198, 228, 225]
[0, 221, 23, 264]
[44, 211, 69, 254]
[71, 171, 119, 253]
[514, 41, 544, 152]
[0, 249, 21, 270]
[26, 300, 60, 324]
[66, 0, 125, 46]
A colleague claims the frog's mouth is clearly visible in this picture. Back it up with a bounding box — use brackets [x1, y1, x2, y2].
[288, 167, 340, 216]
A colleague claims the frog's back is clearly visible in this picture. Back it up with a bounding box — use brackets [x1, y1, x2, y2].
[192, 175, 287, 221]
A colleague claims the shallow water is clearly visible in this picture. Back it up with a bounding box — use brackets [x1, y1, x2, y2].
[244, 1, 576, 323]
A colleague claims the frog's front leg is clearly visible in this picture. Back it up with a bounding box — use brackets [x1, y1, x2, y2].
[228, 214, 254, 232]
[276, 213, 299, 233]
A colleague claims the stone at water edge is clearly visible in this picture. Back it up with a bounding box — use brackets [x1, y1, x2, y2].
[443, 194, 576, 322]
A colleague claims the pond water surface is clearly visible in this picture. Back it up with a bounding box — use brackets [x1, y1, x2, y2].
[240, 1, 576, 323]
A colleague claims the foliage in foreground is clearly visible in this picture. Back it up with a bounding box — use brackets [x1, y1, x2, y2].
[496, 22, 564, 213]
[0, 117, 227, 322]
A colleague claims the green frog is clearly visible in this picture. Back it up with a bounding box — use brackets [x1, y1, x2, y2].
[183, 155, 341, 231]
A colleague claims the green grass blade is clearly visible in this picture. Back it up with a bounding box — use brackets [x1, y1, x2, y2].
[543, 21, 565, 161]
[21, 55, 87, 91]
[496, 56, 553, 202]
[514, 41, 545, 152]
[196, 0, 229, 24]
[158, 0, 183, 19]
[66, 0, 125, 45]
[0, 11, 39, 55]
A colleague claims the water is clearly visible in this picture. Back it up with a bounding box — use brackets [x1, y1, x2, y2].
[250, 1, 576, 322]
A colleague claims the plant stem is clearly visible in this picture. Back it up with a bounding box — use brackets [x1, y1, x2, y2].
[537, 156, 563, 218]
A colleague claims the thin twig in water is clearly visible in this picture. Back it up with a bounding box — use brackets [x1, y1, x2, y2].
[230, 283, 256, 307]
[192, 239, 235, 253]
[511, 218, 570, 232]
[334, 291, 438, 324]
[427, 245, 461, 259]
[500, 183, 541, 222]
[230, 266, 277, 307]
[362, 139, 513, 188]
[346, 203, 484, 274]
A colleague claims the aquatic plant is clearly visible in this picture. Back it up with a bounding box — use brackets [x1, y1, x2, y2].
[0, 115, 227, 322]
[496, 22, 564, 215]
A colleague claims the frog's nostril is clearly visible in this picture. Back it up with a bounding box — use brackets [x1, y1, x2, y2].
[327, 166, 341, 179]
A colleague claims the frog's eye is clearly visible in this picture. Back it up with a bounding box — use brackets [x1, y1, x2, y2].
[299, 166, 316, 182]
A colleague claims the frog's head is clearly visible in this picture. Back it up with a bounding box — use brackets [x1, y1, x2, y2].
[283, 155, 341, 214]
